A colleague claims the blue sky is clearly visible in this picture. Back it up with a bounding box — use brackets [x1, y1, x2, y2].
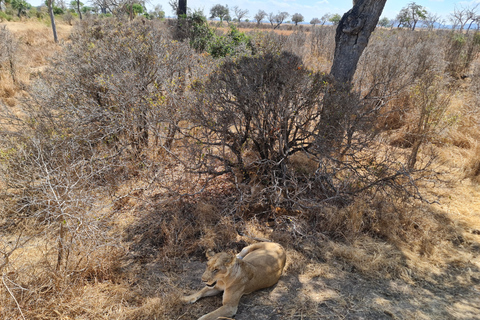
[149, 0, 479, 22]
[27, 0, 480, 22]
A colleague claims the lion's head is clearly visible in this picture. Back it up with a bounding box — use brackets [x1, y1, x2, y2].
[201, 250, 236, 288]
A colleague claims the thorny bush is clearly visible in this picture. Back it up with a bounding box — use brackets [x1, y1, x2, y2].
[0, 17, 211, 318]
[182, 52, 421, 211]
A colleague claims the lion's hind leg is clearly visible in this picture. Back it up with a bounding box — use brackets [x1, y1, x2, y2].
[236, 242, 267, 259]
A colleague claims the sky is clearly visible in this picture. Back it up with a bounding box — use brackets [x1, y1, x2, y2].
[148, 0, 480, 22]
[27, 0, 480, 22]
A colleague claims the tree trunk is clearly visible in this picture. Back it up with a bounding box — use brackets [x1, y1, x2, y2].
[407, 138, 422, 170]
[47, 0, 58, 43]
[77, 0, 82, 19]
[329, 0, 387, 84]
[178, 0, 186, 16]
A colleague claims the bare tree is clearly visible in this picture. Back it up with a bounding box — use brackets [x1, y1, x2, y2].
[267, 11, 275, 27]
[254, 9, 267, 25]
[320, 13, 331, 25]
[330, 0, 387, 84]
[465, 4, 479, 33]
[423, 12, 442, 30]
[233, 5, 248, 22]
[269, 11, 289, 29]
[450, 5, 470, 31]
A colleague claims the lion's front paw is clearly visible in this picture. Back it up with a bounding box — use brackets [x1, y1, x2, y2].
[181, 294, 198, 304]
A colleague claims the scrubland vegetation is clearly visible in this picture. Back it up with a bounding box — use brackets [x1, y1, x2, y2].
[0, 13, 480, 319]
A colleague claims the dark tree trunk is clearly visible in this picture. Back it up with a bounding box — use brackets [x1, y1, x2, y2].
[178, 0, 186, 16]
[47, 0, 58, 43]
[330, 0, 387, 84]
[77, 0, 82, 19]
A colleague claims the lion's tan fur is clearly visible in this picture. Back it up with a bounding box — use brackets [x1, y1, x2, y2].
[182, 242, 286, 320]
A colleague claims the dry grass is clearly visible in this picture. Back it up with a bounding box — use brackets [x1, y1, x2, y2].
[1, 20, 480, 320]
[0, 20, 72, 107]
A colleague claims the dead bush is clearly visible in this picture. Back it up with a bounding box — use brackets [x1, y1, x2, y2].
[0, 26, 19, 99]
[125, 198, 239, 262]
[444, 31, 480, 78]
[306, 26, 335, 69]
[0, 18, 212, 319]
[32, 18, 209, 161]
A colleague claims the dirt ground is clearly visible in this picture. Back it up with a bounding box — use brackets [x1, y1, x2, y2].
[122, 161, 480, 320]
[128, 246, 480, 320]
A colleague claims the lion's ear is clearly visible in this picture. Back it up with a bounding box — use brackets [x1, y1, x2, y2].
[206, 249, 216, 259]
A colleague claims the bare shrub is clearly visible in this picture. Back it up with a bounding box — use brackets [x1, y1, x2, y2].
[354, 30, 456, 165]
[249, 30, 307, 58]
[305, 26, 335, 70]
[33, 18, 207, 159]
[444, 31, 480, 78]
[0, 17, 212, 318]
[186, 52, 328, 181]
[0, 26, 18, 87]
[181, 51, 421, 218]
[405, 73, 452, 169]
[0, 104, 123, 318]
[63, 10, 74, 25]
[355, 30, 445, 102]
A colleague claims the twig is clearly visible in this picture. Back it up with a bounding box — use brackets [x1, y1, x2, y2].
[2, 274, 26, 320]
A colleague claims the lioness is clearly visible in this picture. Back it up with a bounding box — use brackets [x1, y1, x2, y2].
[182, 242, 286, 320]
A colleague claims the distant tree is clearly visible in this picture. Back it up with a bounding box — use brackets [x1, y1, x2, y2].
[465, 4, 479, 33]
[254, 9, 267, 25]
[424, 12, 442, 30]
[378, 16, 390, 27]
[70, 0, 83, 18]
[233, 5, 248, 22]
[90, 0, 108, 14]
[291, 13, 304, 26]
[267, 11, 275, 27]
[449, 5, 468, 31]
[150, 4, 165, 19]
[310, 17, 320, 26]
[12, 0, 30, 17]
[396, 2, 427, 31]
[329, 13, 341, 25]
[225, 12, 231, 23]
[269, 11, 289, 29]
[319, 13, 331, 25]
[210, 4, 229, 22]
[81, 5, 92, 13]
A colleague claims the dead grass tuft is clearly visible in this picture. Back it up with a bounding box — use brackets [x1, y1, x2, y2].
[464, 144, 480, 183]
[125, 197, 240, 262]
[325, 237, 407, 279]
